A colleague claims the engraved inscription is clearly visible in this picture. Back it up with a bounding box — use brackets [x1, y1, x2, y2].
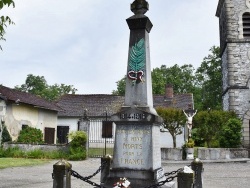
[120, 113, 146, 120]
[116, 125, 151, 167]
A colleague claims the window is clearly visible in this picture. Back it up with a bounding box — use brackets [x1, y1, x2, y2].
[22, 124, 28, 130]
[243, 12, 250, 38]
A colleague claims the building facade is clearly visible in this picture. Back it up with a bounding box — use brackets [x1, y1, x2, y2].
[0, 86, 60, 144]
[56, 85, 194, 148]
[217, 0, 250, 147]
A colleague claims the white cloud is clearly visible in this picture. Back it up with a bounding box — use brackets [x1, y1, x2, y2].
[1, 0, 219, 94]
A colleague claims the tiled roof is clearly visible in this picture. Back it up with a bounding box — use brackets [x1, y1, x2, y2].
[0, 85, 61, 112]
[57, 93, 193, 117]
[57, 94, 125, 117]
[153, 94, 193, 109]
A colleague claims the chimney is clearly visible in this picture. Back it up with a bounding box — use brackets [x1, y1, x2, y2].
[165, 84, 173, 98]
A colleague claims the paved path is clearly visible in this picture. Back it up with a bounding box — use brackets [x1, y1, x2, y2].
[0, 158, 250, 188]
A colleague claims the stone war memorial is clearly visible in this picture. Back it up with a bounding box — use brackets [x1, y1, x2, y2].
[103, 0, 173, 187]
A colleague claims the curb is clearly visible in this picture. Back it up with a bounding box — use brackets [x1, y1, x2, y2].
[162, 158, 250, 164]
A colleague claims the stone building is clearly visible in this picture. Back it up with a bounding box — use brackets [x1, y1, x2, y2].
[0, 85, 60, 144]
[216, 0, 250, 147]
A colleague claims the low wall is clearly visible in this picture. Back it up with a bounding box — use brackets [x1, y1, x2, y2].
[161, 148, 183, 161]
[3, 143, 69, 152]
[198, 148, 249, 160]
[161, 148, 249, 160]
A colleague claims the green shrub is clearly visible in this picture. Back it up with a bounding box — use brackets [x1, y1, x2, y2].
[219, 118, 242, 148]
[68, 147, 86, 160]
[2, 124, 12, 143]
[193, 110, 238, 148]
[0, 147, 69, 159]
[0, 147, 25, 158]
[26, 149, 44, 158]
[43, 150, 69, 159]
[17, 127, 44, 144]
[68, 131, 87, 160]
[186, 138, 195, 148]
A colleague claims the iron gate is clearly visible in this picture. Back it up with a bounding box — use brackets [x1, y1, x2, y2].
[88, 119, 115, 158]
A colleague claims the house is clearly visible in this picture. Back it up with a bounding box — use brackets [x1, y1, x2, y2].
[56, 84, 194, 148]
[0, 85, 61, 144]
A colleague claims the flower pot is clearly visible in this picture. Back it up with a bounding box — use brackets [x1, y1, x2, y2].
[185, 148, 194, 160]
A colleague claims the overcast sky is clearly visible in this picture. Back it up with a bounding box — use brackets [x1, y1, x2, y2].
[1, 0, 219, 94]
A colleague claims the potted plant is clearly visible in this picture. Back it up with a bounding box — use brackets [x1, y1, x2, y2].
[185, 138, 194, 160]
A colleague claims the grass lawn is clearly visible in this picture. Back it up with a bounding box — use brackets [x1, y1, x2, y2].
[88, 148, 114, 157]
[0, 158, 50, 169]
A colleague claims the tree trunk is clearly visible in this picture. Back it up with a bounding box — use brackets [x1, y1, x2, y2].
[172, 134, 177, 148]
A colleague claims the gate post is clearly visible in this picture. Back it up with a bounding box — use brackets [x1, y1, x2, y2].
[52, 160, 72, 188]
[100, 155, 112, 186]
[177, 167, 194, 188]
[191, 158, 203, 188]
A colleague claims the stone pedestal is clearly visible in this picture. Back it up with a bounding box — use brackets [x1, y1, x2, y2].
[104, 107, 173, 187]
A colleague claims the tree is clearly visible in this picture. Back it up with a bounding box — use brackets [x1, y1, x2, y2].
[15, 74, 77, 101]
[193, 110, 237, 147]
[156, 107, 186, 148]
[0, 0, 15, 50]
[113, 64, 199, 95]
[195, 46, 222, 110]
[152, 64, 203, 110]
[152, 64, 196, 94]
[112, 76, 126, 95]
[219, 118, 242, 148]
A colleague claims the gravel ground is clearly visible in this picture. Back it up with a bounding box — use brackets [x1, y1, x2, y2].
[0, 158, 249, 188]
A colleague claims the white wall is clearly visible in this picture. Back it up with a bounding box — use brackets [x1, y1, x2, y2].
[160, 131, 185, 148]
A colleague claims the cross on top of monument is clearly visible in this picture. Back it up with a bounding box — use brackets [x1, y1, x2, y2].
[131, 0, 149, 15]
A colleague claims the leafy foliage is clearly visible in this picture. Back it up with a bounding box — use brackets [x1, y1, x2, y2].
[68, 131, 87, 160]
[1, 123, 12, 143]
[185, 138, 195, 148]
[112, 76, 126, 95]
[0, 146, 69, 159]
[219, 118, 242, 148]
[193, 110, 238, 147]
[0, 0, 15, 50]
[15, 74, 77, 101]
[195, 46, 222, 110]
[17, 126, 44, 144]
[152, 64, 196, 94]
[156, 107, 186, 148]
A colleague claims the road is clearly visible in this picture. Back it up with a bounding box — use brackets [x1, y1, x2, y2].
[0, 158, 249, 188]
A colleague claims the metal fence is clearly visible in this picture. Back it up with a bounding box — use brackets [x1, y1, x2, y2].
[88, 119, 115, 158]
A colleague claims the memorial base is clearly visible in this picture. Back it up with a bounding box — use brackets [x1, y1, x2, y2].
[104, 169, 175, 188]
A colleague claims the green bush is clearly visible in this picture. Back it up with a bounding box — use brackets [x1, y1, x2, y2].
[68, 131, 87, 160]
[0, 147, 25, 158]
[0, 147, 69, 159]
[193, 110, 238, 147]
[219, 118, 242, 148]
[17, 127, 44, 144]
[2, 123, 12, 143]
[186, 138, 195, 148]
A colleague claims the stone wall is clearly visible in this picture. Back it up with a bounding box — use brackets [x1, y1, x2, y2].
[161, 148, 249, 160]
[198, 148, 248, 160]
[161, 148, 182, 161]
[219, 0, 250, 147]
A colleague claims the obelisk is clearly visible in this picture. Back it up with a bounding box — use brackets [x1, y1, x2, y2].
[104, 1, 172, 187]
